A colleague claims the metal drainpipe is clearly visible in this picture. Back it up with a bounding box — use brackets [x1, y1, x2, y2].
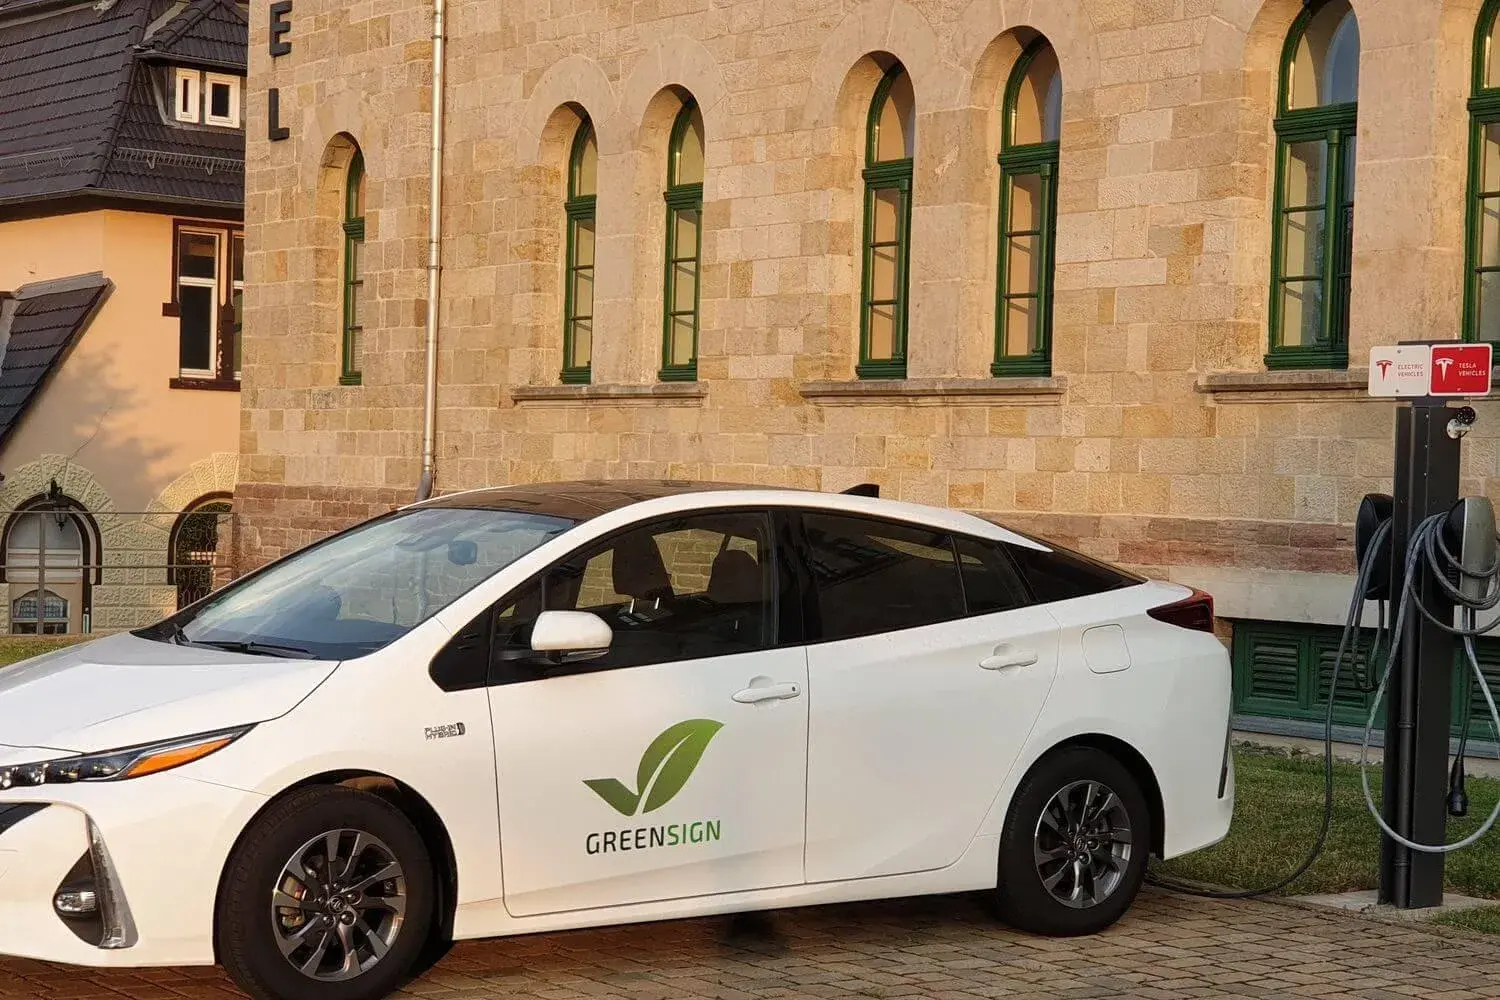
[415, 0, 447, 502]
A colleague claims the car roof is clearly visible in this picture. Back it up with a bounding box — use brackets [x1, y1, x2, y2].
[408, 479, 1048, 550]
[410, 479, 798, 520]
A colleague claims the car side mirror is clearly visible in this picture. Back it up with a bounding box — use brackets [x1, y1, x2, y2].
[529, 610, 612, 665]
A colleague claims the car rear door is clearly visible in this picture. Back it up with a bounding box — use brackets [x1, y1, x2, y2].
[797, 512, 1061, 883]
[486, 508, 810, 917]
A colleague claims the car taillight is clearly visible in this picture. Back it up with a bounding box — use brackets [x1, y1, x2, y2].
[1147, 588, 1215, 632]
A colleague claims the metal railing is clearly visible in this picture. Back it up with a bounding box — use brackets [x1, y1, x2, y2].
[0, 504, 237, 636]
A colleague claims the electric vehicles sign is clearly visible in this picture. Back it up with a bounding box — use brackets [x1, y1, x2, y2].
[1368, 344, 1492, 398]
[1368, 346, 1435, 397]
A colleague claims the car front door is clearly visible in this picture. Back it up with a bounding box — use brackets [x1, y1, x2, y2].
[797, 512, 1061, 883]
[487, 509, 808, 917]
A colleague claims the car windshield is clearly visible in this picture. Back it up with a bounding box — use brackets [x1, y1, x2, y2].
[136, 506, 577, 661]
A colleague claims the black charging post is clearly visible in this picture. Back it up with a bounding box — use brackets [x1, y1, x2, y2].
[1370, 339, 1492, 908]
[1381, 392, 1459, 908]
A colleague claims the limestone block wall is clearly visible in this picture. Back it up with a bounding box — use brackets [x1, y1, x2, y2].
[239, 0, 1494, 630]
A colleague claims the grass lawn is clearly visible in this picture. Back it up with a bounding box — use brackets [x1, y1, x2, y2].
[1157, 745, 1500, 900]
[1434, 905, 1500, 933]
[0, 635, 89, 667]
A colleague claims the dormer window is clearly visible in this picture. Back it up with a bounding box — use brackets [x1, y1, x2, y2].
[173, 68, 200, 122]
[172, 67, 241, 128]
[204, 73, 240, 126]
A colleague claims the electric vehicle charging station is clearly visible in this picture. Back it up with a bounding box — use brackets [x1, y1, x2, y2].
[1362, 340, 1497, 909]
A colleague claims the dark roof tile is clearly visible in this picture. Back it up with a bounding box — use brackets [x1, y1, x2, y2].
[0, 1, 140, 202]
[139, 0, 246, 70]
[0, 0, 244, 212]
[0, 273, 112, 447]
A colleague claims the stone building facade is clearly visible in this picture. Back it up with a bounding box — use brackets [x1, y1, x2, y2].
[244, 0, 1500, 730]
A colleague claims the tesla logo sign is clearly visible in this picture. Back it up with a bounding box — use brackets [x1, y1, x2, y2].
[1368, 346, 1434, 397]
[1429, 344, 1492, 396]
[1368, 344, 1493, 397]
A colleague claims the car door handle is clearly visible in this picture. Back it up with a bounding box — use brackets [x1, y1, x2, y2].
[732, 681, 802, 703]
[980, 647, 1039, 671]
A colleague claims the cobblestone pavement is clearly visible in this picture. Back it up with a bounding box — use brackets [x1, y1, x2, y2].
[2, 888, 1500, 999]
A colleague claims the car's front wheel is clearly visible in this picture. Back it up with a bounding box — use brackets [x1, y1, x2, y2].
[992, 746, 1150, 936]
[216, 785, 435, 1000]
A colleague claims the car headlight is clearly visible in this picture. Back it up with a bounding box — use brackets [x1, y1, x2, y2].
[0, 726, 252, 789]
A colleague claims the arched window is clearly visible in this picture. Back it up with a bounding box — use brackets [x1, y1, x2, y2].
[168, 493, 232, 610]
[2, 489, 97, 634]
[859, 62, 915, 380]
[6, 513, 83, 581]
[341, 150, 366, 385]
[563, 116, 598, 383]
[661, 99, 705, 381]
[1268, 0, 1359, 369]
[995, 37, 1061, 377]
[1466, 1, 1500, 341]
[12, 591, 68, 635]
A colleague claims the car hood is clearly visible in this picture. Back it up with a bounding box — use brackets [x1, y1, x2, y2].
[0, 632, 339, 754]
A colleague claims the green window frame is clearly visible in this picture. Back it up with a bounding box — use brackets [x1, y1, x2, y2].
[1465, 0, 1500, 342]
[341, 151, 366, 386]
[858, 63, 914, 381]
[1266, 0, 1359, 371]
[660, 100, 704, 382]
[994, 37, 1061, 378]
[562, 118, 597, 384]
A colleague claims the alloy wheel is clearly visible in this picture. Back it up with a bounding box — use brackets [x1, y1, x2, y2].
[1032, 779, 1133, 909]
[271, 829, 407, 981]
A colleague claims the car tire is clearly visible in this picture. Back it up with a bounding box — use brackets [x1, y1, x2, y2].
[992, 746, 1151, 937]
[216, 785, 436, 1000]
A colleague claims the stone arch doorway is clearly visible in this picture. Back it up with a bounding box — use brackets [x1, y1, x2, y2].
[169, 492, 232, 610]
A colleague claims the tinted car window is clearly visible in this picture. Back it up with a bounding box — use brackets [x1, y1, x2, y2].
[1003, 537, 1142, 604]
[802, 513, 965, 641]
[491, 511, 775, 679]
[139, 507, 575, 661]
[954, 535, 1031, 614]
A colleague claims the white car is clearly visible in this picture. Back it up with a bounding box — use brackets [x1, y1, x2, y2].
[0, 481, 1233, 1000]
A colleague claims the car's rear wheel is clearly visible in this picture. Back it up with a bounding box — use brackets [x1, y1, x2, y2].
[992, 746, 1150, 936]
[216, 786, 435, 1000]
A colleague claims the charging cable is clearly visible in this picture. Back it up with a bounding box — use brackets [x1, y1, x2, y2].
[1358, 512, 1500, 852]
[1146, 518, 1392, 899]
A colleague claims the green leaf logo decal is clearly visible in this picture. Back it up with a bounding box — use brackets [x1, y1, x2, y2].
[584, 719, 724, 816]
[581, 778, 640, 816]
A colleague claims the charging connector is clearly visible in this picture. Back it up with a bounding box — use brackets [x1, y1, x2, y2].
[1448, 754, 1469, 818]
[1358, 505, 1500, 854]
[1447, 497, 1497, 603]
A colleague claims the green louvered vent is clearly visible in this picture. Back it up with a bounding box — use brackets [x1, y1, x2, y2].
[1238, 630, 1301, 715]
[1458, 641, 1500, 737]
[1233, 619, 1500, 740]
[1313, 632, 1379, 725]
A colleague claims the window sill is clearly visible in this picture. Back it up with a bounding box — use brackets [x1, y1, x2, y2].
[169, 376, 240, 392]
[800, 376, 1066, 404]
[1195, 369, 1375, 402]
[509, 383, 708, 404]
